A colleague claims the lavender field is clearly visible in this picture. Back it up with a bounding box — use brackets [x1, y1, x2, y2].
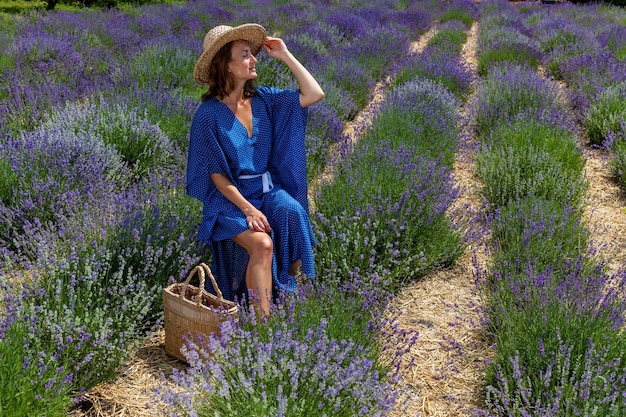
[1, 0, 625, 416]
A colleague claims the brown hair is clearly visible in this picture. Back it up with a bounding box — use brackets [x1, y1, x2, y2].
[201, 41, 257, 102]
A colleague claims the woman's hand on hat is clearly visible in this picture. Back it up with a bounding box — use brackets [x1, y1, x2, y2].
[262, 37, 289, 60]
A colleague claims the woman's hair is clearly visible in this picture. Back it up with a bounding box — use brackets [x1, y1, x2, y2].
[201, 41, 257, 102]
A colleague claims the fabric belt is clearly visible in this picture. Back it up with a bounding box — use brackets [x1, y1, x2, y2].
[238, 171, 274, 193]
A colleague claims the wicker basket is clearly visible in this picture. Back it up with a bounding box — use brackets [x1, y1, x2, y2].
[163, 262, 239, 361]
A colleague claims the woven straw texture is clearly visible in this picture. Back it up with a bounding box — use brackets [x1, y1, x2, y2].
[163, 263, 239, 362]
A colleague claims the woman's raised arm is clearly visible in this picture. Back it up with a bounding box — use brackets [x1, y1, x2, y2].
[262, 36, 324, 108]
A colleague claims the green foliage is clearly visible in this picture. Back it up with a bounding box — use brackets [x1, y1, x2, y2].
[375, 80, 461, 166]
[599, 3, 626, 24]
[44, 98, 179, 184]
[438, 8, 473, 28]
[323, 59, 373, 111]
[125, 43, 197, 93]
[477, 26, 539, 76]
[0, 157, 18, 206]
[610, 137, 626, 187]
[96, 105, 176, 181]
[314, 140, 463, 292]
[0, 0, 46, 13]
[0, 321, 73, 417]
[427, 25, 468, 55]
[585, 81, 626, 146]
[477, 46, 538, 77]
[474, 64, 565, 136]
[27, 249, 156, 390]
[491, 197, 590, 277]
[485, 295, 626, 407]
[477, 121, 587, 209]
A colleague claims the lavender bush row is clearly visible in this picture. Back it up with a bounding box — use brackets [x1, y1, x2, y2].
[585, 81, 626, 147]
[488, 196, 590, 280]
[438, 0, 477, 29]
[313, 79, 464, 292]
[611, 138, 626, 187]
[523, 3, 626, 116]
[372, 79, 464, 164]
[476, 12, 540, 76]
[160, 279, 418, 417]
[478, 260, 626, 417]
[524, 3, 626, 186]
[0, 304, 74, 417]
[474, 2, 626, 415]
[426, 20, 468, 56]
[391, 46, 474, 102]
[476, 120, 587, 209]
[472, 63, 571, 137]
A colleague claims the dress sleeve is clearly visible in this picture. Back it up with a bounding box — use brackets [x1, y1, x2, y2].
[186, 102, 230, 203]
[258, 86, 311, 215]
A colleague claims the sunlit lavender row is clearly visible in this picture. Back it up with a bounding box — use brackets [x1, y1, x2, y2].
[0, 0, 485, 415]
[473, 0, 626, 415]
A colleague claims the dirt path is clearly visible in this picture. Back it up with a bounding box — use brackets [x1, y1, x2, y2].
[580, 146, 626, 275]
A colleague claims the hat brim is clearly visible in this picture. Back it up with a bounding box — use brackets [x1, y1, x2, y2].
[193, 23, 267, 86]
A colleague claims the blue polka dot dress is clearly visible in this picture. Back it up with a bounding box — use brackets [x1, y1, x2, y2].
[186, 86, 316, 301]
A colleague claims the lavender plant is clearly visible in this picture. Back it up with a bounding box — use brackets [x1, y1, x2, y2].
[88, 100, 179, 182]
[161, 279, 417, 417]
[597, 24, 626, 60]
[427, 20, 469, 56]
[489, 196, 590, 282]
[559, 51, 626, 115]
[610, 134, 626, 187]
[313, 140, 462, 292]
[477, 26, 540, 76]
[598, 3, 626, 25]
[0, 318, 73, 417]
[473, 64, 569, 137]
[0, 125, 120, 266]
[481, 326, 626, 416]
[125, 40, 199, 92]
[391, 47, 474, 101]
[535, 17, 602, 80]
[102, 185, 205, 315]
[482, 256, 626, 381]
[106, 82, 199, 150]
[585, 80, 626, 146]
[22, 247, 158, 391]
[439, 7, 474, 28]
[476, 121, 587, 209]
[375, 79, 462, 165]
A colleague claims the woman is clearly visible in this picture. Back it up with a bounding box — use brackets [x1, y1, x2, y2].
[186, 23, 324, 316]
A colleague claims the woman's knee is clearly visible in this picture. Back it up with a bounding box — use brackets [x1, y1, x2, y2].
[250, 233, 273, 258]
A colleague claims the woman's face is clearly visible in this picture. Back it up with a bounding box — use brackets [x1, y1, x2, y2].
[227, 40, 258, 82]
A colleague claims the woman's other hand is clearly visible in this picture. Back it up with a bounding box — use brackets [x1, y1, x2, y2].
[244, 207, 272, 232]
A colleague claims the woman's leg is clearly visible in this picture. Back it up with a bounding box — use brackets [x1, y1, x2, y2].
[263, 189, 316, 287]
[231, 230, 273, 316]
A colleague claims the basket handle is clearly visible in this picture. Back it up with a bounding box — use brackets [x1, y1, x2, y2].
[179, 265, 207, 306]
[199, 262, 225, 300]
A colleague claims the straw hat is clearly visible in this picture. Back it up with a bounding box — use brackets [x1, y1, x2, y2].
[193, 23, 267, 85]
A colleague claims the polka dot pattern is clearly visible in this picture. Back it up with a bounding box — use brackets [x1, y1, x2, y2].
[186, 86, 315, 299]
